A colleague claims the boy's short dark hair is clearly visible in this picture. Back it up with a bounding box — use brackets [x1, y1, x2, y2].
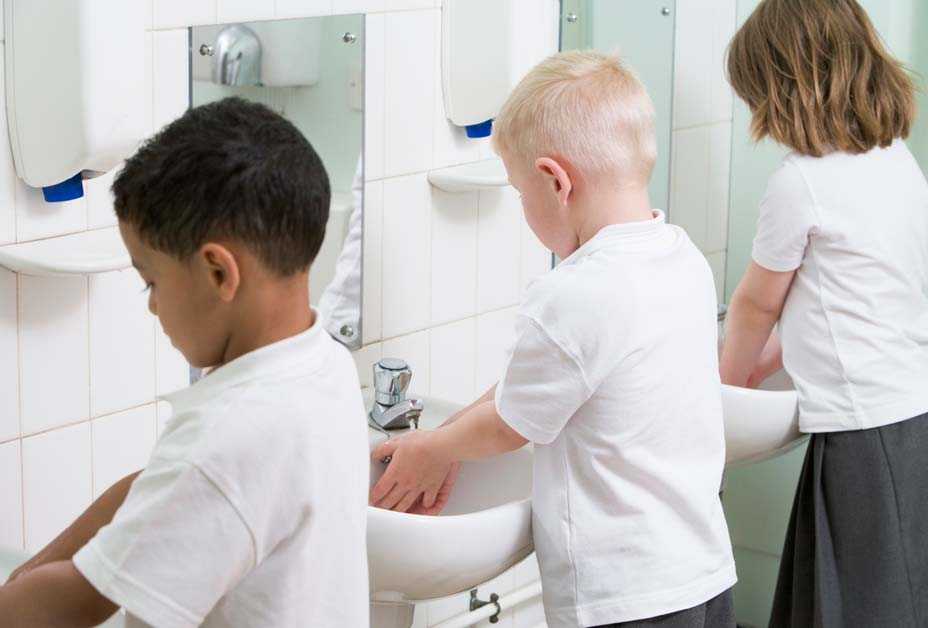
[113, 97, 330, 276]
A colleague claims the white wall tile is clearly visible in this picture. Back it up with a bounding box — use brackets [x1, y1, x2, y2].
[706, 251, 727, 304]
[672, 0, 714, 129]
[144, 32, 155, 136]
[22, 423, 92, 553]
[362, 181, 384, 344]
[335, 0, 385, 16]
[155, 325, 189, 397]
[89, 271, 157, 417]
[429, 318, 476, 405]
[669, 125, 710, 251]
[19, 275, 89, 435]
[673, 0, 736, 129]
[85, 170, 118, 231]
[382, 330, 430, 396]
[352, 342, 382, 389]
[275, 0, 332, 18]
[706, 122, 732, 253]
[363, 13, 386, 181]
[477, 188, 521, 313]
[219, 0, 274, 22]
[154, 0, 217, 29]
[381, 174, 431, 339]
[475, 307, 517, 393]
[0, 440, 23, 550]
[152, 29, 190, 134]
[0, 269, 18, 443]
[385, 0, 438, 10]
[431, 190, 477, 325]
[0, 45, 17, 246]
[383, 9, 436, 177]
[519, 213, 551, 295]
[14, 181, 87, 243]
[91, 405, 157, 499]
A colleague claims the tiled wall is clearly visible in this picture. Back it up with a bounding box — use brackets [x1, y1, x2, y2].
[0, 1, 735, 627]
[669, 0, 736, 302]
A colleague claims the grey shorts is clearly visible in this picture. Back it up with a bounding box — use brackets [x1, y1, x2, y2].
[591, 588, 735, 628]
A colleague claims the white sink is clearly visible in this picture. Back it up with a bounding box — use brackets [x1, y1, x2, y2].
[722, 370, 806, 467]
[366, 393, 533, 602]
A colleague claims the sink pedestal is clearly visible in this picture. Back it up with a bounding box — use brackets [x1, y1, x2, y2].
[371, 600, 416, 628]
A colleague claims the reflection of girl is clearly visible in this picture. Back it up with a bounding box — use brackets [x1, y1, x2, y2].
[318, 158, 363, 345]
[721, 1, 928, 626]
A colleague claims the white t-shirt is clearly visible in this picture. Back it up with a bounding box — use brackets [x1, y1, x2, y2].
[74, 320, 370, 628]
[496, 213, 736, 628]
[752, 140, 928, 432]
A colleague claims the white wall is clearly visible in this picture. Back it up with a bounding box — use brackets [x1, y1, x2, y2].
[0, 1, 737, 627]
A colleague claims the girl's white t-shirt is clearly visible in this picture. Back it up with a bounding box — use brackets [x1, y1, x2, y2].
[496, 213, 736, 628]
[752, 140, 928, 432]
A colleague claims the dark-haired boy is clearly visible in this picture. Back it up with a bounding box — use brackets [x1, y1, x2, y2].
[0, 97, 370, 628]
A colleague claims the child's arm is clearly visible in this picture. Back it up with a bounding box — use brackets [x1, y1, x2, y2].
[0, 559, 118, 627]
[720, 262, 795, 387]
[7, 470, 141, 584]
[370, 399, 527, 513]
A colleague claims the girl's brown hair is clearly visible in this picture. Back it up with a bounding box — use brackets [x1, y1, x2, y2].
[727, 0, 916, 157]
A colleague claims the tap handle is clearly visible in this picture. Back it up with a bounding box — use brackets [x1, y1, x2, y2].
[373, 358, 412, 406]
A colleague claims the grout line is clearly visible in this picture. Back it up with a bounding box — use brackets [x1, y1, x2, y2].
[671, 118, 735, 133]
[13, 400, 159, 443]
[16, 272, 25, 550]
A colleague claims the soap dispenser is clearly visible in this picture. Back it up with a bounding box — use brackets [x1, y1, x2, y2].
[441, 0, 515, 139]
[5, 0, 148, 202]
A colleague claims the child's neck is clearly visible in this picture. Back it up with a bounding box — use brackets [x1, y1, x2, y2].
[574, 185, 654, 248]
[220, 275, 315, 366]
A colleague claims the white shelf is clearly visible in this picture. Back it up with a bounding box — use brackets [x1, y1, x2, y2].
[0, 227, 131, 276]
[427, 159, 511, 193]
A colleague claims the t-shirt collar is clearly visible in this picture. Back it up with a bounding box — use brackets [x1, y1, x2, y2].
[561, 210, 668, 265]
[161, 310, 328, 412]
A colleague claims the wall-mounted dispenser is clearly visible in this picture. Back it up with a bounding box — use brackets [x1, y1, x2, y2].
[441, 0, 514, 138]
[5, 0, 147, 203]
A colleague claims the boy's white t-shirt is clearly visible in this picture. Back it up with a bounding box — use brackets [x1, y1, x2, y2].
[495, 212, 736, 628]
[73, 319, 370, 628]
[752, 140, 928, 432]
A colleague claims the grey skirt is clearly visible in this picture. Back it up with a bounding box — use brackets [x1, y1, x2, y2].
[770, 411, 928, 628]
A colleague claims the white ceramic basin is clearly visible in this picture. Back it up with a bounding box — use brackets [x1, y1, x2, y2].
[722, 370, 806, 467]
[366, 393, 533, 602]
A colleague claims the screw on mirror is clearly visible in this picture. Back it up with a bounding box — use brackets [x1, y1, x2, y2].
[199, 43, 214, 56]
[565, 12, 579, 23]
[340, 324, 355, 338]
[342, 32, 357, 44]
[662, 6, 672, 16]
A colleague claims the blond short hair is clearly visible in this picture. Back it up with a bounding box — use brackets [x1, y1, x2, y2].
[727, 0, 915, 157]
[493, 50, 657, 186]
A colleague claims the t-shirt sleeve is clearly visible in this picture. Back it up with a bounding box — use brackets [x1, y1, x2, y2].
[73, 460, 255, 628]
[495, 314, 593, 445]
[751, 160, 820, 272]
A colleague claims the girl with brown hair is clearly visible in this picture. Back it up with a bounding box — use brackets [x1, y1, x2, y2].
[720, 1, 928, 626]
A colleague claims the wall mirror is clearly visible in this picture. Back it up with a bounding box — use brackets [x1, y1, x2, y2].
[191, 14, 365, 349]
[559, 0, 676, 214]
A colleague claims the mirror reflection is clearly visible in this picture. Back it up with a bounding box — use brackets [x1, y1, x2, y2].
[191, 15, 365, 348]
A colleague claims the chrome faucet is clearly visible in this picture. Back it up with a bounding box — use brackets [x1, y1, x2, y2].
[212, 24, 262, 86]
[369, 358, 423, 431]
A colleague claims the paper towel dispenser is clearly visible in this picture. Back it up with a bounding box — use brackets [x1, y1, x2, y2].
[4, 0, 148, 202]
[441, 0, 514, 138]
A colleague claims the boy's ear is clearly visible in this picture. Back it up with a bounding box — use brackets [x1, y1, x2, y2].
[198, 242, 241, 302]
[535, 157, 573, 207]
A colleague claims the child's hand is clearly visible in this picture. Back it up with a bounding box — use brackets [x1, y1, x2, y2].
[370, 431, 456, 514]
[407, 462, 460, 516]
[746, 332, 783, 388]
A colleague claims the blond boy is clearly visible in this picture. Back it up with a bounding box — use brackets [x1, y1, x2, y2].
[371, 51, 736, 628]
